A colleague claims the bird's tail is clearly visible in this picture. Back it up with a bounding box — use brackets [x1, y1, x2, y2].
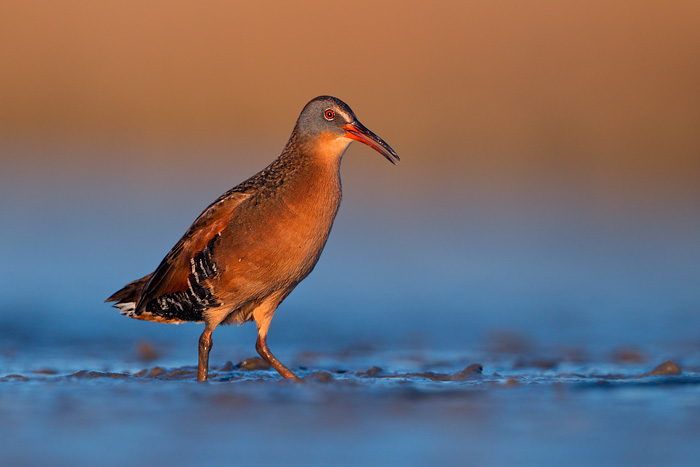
[105, 273, 152, 316]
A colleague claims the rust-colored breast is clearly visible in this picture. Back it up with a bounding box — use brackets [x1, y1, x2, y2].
[210, 159, 342, 308]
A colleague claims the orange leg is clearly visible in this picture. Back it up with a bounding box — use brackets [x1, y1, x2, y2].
[252, 294, 301, 381]
[198, 328, 213, 382]
[256, 335, 301, 381]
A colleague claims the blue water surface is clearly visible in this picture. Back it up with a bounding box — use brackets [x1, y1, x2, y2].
[2, 143, 700, 465]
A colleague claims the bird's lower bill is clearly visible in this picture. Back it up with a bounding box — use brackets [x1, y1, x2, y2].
[343, 122, 399, 165]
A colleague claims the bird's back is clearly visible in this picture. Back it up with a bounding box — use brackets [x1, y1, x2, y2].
[107, 148, 342, 326]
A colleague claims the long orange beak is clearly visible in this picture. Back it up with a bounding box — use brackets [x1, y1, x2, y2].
[343, 121, 399, 165]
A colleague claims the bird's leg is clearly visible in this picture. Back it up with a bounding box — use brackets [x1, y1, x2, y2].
[255, 334, 300, 381]
[253, 297, 301, 381]
[197, 328, 213, 382]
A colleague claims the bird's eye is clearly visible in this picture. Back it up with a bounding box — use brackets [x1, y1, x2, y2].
[324, 109, 335, 120]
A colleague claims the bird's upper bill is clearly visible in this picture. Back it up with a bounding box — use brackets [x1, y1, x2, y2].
[343, 121, 400, 165]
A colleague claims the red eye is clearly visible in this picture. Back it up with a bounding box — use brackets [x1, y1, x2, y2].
[324, 109, 335, 120]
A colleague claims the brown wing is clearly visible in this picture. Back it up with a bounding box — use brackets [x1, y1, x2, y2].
[134, 191, 249, 314]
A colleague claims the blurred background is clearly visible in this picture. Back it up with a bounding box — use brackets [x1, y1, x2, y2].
[1, 0, 699, 355]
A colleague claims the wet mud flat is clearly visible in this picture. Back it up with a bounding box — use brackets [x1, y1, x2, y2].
[2, 341, 700, 466]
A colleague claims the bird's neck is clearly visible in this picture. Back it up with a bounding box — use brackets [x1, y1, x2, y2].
[282, 129, 350, 169]
[272, 131, 344, 211]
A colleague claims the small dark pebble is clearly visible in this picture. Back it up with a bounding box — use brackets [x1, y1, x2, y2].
[303, 372, 334, 383]
[133, 367, 190, 378]
[69, 370, 130, 379]
[644, 361, 682, 377]
[356, 366, 386, 377]
[410, 364, 483, 382]
[32, 368, 59, 375]
[162, 369, 196, 379]
[145, 367, 167, 377]
[235, 357, 272, 371]
[2, 374, 28, 381]
[219, 361, 235, 372]
[504, 378, 520, 387]
[450, 363, 484, 381]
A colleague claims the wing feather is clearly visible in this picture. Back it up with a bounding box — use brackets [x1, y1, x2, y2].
[134, 192, 249, 314]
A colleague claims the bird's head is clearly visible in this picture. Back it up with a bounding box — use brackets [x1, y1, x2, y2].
[294, 96, 399, 165]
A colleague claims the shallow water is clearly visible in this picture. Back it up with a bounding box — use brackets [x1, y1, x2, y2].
[2, 335, 700, 466]
[2, 143, 700, 465]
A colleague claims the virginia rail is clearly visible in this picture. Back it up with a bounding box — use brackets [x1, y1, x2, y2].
[106, 96, 399, 381]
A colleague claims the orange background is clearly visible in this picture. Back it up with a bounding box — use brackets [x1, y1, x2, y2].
[2, 1, 699, 210]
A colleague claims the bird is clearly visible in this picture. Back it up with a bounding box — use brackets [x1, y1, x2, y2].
[106, 96, 399, 382]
